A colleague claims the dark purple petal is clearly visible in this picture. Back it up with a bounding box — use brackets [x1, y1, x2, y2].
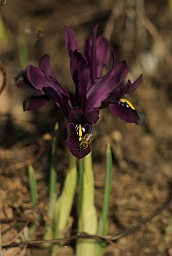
[84, 25, 99, 82]
[28, 64, 67, 97]
[27, 65, 50, 90]
[15, 71, 42, 96]
[70, 51, 89, 108]
[42, 87, 63, 105]
[39, 54, 57, 80]
[68, 108, 84, 122]
[102, 60, 129, 89]
[86, 61, 129, 111]
[124, 74, 143, 94]
[70, 51, 87, 82]
[64, 26, 78, 54]
[85, 108, 99, 124]
[43, 87, 69, 116]
[68, 107, 99, 124]
[109, 102, 144, 125]
[66, 122, 92, 159]
[75, 61, 90, 108]
[84, 26, 111, 80]
[23, 95, 49, 111]
[96, 36, 111, 77]
[86, 84, 111, 111]
[84, 36, 92, 67]
[39, 55, 68, 96]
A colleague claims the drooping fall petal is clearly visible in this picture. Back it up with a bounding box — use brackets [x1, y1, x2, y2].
[23, 95, 50, 111]
[109, 101, 144, 125]
[66, 122, 92, 159]
[16, 70, 42, 96]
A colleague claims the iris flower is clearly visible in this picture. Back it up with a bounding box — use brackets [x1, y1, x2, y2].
[15, 25, 143, 159]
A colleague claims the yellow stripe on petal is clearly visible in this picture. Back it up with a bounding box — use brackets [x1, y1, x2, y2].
[76, 124, 83, 142]
[119, 98, 136, 110]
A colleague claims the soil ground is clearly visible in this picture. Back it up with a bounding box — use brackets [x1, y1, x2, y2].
[1, 0, 172, 255]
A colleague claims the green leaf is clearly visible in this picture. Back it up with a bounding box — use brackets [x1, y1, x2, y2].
[28, 165, 38, 206]
[49, 122, 59, 200]
[51, 153, 77, 256]
[97, 143, 112, 256]
[54, 153, 77, 239]
[76, 153, 98, 256]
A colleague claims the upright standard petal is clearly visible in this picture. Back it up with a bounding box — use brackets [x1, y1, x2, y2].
[96, 36, 111, 78]
[39, 54, 57, 80]
[70, 51, 87, 83]
[84, 25, 99, 82]
[75, 61, 90, 108]
[84, 36, 92, 69]
[84, 26, 111, 80]
[64, 26, 78, 55]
